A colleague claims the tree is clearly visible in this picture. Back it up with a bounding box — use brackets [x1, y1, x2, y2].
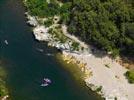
[68, 0, 134, 57]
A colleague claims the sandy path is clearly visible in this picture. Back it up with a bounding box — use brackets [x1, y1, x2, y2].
[62, 25, 88, 48]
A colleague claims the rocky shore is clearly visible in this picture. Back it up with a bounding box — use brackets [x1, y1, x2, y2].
[25, 12, 134, 100]
[1, 95, 9, 100]
[62, 51, 134, 100]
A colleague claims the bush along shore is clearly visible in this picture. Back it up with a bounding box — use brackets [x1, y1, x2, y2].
[0, 67, 9, 100]
[24, 0, 134, 100]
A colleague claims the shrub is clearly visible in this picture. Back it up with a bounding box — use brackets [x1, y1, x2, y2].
[125, 70, 134, 83]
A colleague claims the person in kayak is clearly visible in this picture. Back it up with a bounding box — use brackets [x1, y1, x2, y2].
[41, 78, 51, 87]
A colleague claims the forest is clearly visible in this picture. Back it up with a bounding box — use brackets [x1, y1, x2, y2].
[68, 0, 134, 57]
[25, 0, 134, 57]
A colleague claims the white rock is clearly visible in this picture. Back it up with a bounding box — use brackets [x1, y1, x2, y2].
[26, 12, 38, 26]
[33, 26, 50, 41]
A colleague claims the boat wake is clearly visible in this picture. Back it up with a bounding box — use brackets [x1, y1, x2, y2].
[46, 53, 53, 56]
[36, 48, 44, 52]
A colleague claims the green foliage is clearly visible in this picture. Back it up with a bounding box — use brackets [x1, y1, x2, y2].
[25, 0, 134, 57]
[0, 79, 8, 97]
[95, 86, 102, 92]
[0, 67, 8, 97]
[71, 42, 79, 51]
[44, 18, 53, 27]
[125, 70, 134, 83]
[25, 0, 60, 17]
[68, 0, 134, 57]
[60, 2, 72, 23]
[50, 27, 68, 43]
[120, 23, 134, 56]
[25, 0, 72, 19]
[125, 23, 134, 40]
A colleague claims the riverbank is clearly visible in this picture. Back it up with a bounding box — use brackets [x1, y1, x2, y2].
[25, 11, 134, 100]
[55, 53, 103, 99]
[0, 65, 9, 100]
[24, 2, 134, 100]
[0, 0, 106, 100]
[62, 51, 134, 100]
[55, 53, 90, 81]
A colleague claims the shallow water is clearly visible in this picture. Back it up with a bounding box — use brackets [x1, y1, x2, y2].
[0, 0, 102, 100]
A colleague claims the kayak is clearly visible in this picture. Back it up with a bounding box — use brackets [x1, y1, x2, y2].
[43, 78, 51, 83]
[41, 83, 49, 87]
[4, 40, 8, 45]
[41, 78, 51, 87]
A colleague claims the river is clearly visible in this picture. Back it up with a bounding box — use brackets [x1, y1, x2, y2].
[0, 0, 102, 100]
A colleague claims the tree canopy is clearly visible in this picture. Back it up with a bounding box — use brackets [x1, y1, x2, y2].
[25, 0, 134, 57]
[68, 0, 134, 57]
